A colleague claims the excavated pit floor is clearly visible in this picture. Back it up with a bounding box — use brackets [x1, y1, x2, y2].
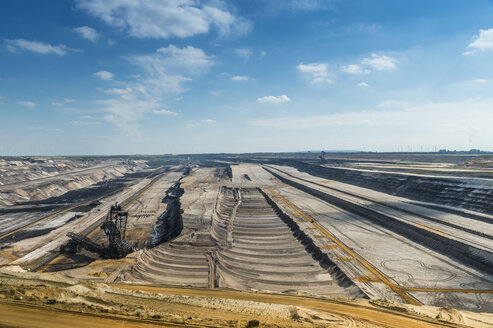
[112, 176, 358, 298]
[2, 161, 492, 316]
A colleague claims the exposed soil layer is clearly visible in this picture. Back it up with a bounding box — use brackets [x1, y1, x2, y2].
[1, 159, 493, 324]
[0, 159, 148, 207]
[282, 160, 493, 214]
[1, 269, 493, 328]
[115, 184, 361, 298]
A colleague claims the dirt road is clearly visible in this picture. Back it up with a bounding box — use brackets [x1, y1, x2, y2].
[0, 300, 203, 328]
[114, 284, 468, 328]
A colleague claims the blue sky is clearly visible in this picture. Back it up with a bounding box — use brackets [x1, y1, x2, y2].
[2, 0, 493, 155]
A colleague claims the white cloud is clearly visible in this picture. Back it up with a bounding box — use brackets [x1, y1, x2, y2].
[260, 50, 267, 57]
[234, 48, 252, 61]
[152, 109, 178, 115]
[187, 120, 201, 128]
[249, 98, 493, 147]
[187, 118, 216, 127]
[464, 28, 493, 55]
[341, 54, 396, 75]
[94, 45, 213, 134]
[297, 62, 332, 83]
[96, 96, 159, 134]
[94, 70, 114, 80]
[448, 79, 491, 88]
[17, 101, 36, 108]
[257, 95, 291, 103]
[341, 64, 370, 74]
[4, 39, 74, 56]
[297, 62, 327, 75]
[70, 120, 101, 126]
[469, 79, 490, 83]
[270, 0, 335, 12]
[76, 0, 250, 39]
[51, 102, 64, 106]
[128, 45, 213, 94]
[361, 53, 396, 71]
[311, 77, 333, 84]
[74, 26, 100, 42]
[289, 0, 323, 10]
[231, 75, 249, 81]
[64, 98, 75, 103]
[357, 82, 369, 87]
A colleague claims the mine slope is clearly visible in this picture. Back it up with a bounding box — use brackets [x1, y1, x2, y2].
[1, 160, 492, 327]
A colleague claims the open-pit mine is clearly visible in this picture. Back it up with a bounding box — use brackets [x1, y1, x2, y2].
[1, 154, 493, 327]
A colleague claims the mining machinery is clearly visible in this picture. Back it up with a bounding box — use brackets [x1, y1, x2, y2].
[62, 203, 133, 259]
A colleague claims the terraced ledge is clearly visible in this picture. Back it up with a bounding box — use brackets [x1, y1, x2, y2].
[213, 187, 363, 297]
[257, 187, 366, 296]
[266, 168, 493, 275]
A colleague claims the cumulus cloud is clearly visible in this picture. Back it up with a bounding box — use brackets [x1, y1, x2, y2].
[152, 109, 178, 115]
[231, 75, 249, 81]
[257, 95, 291, 103]
[464, 28, 493, 55]
[357, 82, 369, 87]
[94, 70, 114, 80]
[17, 101, 36, 108]
[297, 62, 332, 83]
[76, 0, 250, 39]
[74, 26, 99, 42]
[4, 39, 74, 56]
[341, 64, 370, 74]
[361, 53, 396, 71]
[342, 53, 396, 75]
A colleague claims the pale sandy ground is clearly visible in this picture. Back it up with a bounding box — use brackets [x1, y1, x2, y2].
[1, 268, 493, 328]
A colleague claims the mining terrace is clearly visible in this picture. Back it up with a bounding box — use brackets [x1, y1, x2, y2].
[1, 154, 493, 327]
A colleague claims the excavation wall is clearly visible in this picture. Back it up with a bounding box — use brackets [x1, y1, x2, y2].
[266, 168, 493, 275]
[152, 183, 184, 246]
[281, 161, 493, 214]
[0, 160, 148, 206]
